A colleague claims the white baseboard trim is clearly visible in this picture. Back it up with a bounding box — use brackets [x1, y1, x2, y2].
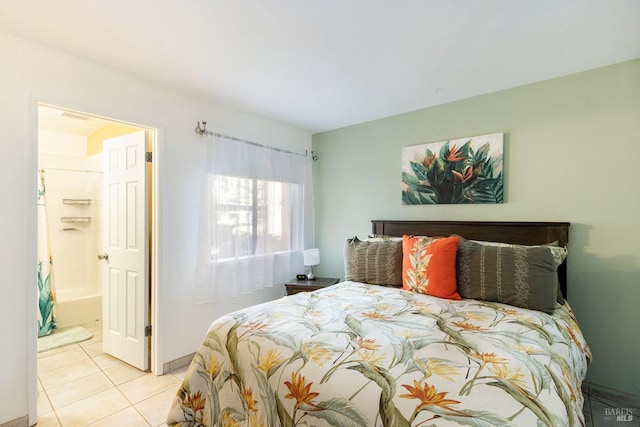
[162, 352, 195, 374]
[0, 415, 29, 427]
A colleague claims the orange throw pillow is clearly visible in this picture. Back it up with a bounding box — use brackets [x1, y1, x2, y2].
[402, 235, 461, 299]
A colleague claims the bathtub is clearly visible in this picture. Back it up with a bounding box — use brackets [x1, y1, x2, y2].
[55, 288, 102, 328]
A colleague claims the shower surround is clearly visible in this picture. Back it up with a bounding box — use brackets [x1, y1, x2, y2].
[39, 129, 103, 328]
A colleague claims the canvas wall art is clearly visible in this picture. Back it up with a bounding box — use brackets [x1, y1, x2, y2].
[402, 133, 504, 205]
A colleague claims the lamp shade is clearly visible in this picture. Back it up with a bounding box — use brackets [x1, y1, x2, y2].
[303, 248, 320, 266]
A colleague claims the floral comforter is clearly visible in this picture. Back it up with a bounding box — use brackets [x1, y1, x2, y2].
[167, 281, 591, 426]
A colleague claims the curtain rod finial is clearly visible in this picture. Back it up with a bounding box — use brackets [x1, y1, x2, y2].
[195, 121, 207, 135]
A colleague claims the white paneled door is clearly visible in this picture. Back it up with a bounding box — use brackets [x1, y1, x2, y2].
[101, 131, 149, 371]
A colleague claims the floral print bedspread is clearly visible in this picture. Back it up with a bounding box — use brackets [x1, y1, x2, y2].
[167, 281, 591, 426]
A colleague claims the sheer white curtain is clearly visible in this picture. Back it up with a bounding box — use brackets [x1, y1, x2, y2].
[194, 134, 314, 302]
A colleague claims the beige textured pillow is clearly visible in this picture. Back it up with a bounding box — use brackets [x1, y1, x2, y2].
[456, 238, 559, 313]
[344, 236, 402, 286]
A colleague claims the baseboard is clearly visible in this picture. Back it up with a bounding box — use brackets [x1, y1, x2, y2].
[583, 381, 640, 405]
[0, 415, 29, 427]
[162, 352, 195, 374]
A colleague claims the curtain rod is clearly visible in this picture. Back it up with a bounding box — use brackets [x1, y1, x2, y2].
[195, 121, 316, 160]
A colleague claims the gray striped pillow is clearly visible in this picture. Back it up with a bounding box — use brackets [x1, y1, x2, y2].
[456, 238, 558, 313]
[344, 236, 402, 286]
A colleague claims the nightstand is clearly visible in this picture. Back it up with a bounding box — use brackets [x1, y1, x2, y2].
[285, 277, 340, 295]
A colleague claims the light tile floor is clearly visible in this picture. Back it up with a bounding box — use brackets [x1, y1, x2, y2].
[37, 321, 187, 427]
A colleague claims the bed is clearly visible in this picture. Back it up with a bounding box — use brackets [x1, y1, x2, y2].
[167, 220, 591, 427]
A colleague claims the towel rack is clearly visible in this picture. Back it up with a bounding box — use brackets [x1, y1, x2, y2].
[61, 217, 92, 223]
[63, 198, 91, 206]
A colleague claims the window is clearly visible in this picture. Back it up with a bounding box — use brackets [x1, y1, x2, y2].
[194, 134, 313, 301]
[213, 175, 295, 261]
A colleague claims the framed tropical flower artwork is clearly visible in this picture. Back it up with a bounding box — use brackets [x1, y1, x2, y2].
[402, 133, 504, 205]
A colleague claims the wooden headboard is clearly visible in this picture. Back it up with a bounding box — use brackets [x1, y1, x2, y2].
[371, 220, 570, 298]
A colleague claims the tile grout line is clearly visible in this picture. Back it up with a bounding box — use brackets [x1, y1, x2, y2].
[77, 339, 181, 426]
[38, 343, 85, 426]
[38, 321, 184, 427]
[75, 341, 149, 427]
[40, 379, 63, 426]
[79, 337, 157, 426]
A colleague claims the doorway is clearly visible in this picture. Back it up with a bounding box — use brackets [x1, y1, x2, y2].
[36, 103, 156, 370]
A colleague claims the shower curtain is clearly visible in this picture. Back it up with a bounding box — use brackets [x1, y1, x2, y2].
[37, 169, 57, 337]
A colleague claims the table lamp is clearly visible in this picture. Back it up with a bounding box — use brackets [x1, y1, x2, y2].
[303, 248, 320, 280]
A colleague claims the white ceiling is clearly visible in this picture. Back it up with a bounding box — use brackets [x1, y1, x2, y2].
[38, 105, 116, 136]
[1, 1, 639, 133]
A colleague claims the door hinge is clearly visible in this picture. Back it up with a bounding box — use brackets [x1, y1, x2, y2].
[145, 152, 152, 162]
[145, 325, 152, 337]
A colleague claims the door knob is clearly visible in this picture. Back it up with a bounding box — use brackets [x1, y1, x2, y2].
[98, 253, 109, 261]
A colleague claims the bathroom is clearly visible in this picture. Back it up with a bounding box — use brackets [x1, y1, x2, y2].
[37, 105, 144, 335]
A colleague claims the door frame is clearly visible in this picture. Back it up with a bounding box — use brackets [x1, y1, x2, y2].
[27, 98, 162, 424]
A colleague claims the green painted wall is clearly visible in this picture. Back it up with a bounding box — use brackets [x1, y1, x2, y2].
[312, 59, 640, 396]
